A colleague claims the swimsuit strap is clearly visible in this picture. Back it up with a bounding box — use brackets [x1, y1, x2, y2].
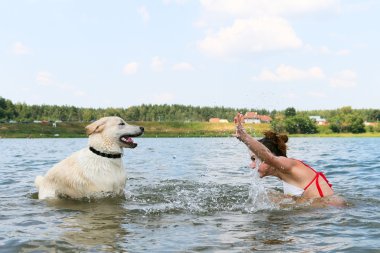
[295, 159, 333, 197]
[309, 172, 324, 197]
[318, 172, 333, 189]
[303, 173, 318, 191]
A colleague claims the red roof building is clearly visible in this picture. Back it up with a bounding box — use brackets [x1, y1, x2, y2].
[209, 118, 220, 123]
[244, 112, 272, 124]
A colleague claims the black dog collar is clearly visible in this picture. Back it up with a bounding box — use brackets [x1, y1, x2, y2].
[89, 147, 122, 159]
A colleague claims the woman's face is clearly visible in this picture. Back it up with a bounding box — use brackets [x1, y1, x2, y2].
[249, 154, 274, 178]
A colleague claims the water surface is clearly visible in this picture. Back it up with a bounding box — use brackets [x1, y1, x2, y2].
[0, 137, 379, 252]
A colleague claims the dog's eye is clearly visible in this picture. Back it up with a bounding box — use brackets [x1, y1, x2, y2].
[119, 122, 125, 126]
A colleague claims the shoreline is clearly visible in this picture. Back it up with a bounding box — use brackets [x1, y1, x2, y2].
[1, 133, 380, 138]
[1, 122, 379, 138]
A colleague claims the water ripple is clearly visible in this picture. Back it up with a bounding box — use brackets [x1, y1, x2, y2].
[0, 137, 379, 252]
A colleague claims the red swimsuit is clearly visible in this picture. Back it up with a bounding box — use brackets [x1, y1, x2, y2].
[298, 160, 333, 197]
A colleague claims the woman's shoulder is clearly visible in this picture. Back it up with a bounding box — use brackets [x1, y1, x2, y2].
[274, 156, 300, 173]
[283, 158, 316, 178]
[287, 158, 313, 169]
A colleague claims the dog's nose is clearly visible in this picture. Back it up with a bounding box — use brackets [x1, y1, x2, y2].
[140, 126, 144, 132]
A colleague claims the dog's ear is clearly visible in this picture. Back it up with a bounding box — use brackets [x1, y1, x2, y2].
[85, 119, 107, 135]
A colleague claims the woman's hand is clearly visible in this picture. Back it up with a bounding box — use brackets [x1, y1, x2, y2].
[234, 113, 247, 140]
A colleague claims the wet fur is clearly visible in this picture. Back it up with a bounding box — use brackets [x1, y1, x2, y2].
[35, 116, 143, 199]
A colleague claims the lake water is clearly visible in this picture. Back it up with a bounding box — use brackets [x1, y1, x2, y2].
[0, 137, 379, 252]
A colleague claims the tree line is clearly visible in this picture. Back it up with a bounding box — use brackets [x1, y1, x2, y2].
[0, 96, 270, 122]
[271, 106, 380, 134]
[1, 96, 379, 134]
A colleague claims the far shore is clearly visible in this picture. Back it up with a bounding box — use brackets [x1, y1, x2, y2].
[1, 121, 379, 138]
[2, 134, 380, 138]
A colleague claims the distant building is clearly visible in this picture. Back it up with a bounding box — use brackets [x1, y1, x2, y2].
[309, 116, 328, 126]
[209, 118, 220, 123]
[244, 112, 272, 124]
[364, 121, 378, 127]
[258, 115, 272, 123]
[244, 112, 260, 124]
[209, 118, 229, 123]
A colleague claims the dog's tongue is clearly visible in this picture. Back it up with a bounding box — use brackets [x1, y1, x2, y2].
[121, 136, 134, 144]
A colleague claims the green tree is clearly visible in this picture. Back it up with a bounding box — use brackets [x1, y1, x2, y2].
[271, 119, 287, 133]
[329, 108, 365, 133]
[368, 109, 380, 121]
[284, 115, 318, 134]
[284, 107, 296, 117]
[348, 115, 365, 133]
[0, 97, 17, 120]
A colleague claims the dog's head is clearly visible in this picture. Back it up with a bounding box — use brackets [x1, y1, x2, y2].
[85, 117, 144, 149]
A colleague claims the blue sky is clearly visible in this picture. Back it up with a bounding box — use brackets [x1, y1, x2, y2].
[0, 0, 379, 110]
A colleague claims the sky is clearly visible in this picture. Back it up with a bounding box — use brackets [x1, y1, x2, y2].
[0, 0, 379, 111]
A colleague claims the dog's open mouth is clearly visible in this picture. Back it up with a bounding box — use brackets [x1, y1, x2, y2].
[120, 136, 137, 148]
[119, 133, 143, 148]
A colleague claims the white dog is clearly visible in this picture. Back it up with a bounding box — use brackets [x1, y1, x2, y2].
[35, 116, 144, 199]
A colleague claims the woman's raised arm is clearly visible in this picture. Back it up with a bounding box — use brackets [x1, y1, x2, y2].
[234, 113, 295, 171]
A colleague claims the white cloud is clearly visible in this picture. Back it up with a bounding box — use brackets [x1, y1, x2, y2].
[198, 17, 302, 57]
[199, 0, 339, 17]
[320, 47, 351, 56]
[330, 69, 357, 88]
[138, 5, 150, 23]
[304, 45, 351, 56]
[36, 71, 86, 97]
[172, 62, 194, 71]
[163, 0, 189, 5]
[123, 62, 139, 75]
[59, 83, 85, 97]
[254, 64, 325, 82]
[36, 71, 54, 86]
[151, 56, 166, 72]
[336, 49, 350, 56]
[197, 0, 340, 58]
[319, 46, 331, 54]
[12, 42, 30, 55]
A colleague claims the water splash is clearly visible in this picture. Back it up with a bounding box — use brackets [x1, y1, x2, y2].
[125, 179, 250, 215]
[245, 159, 275, 212]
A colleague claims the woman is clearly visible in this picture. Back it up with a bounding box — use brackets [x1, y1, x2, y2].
[234, 113, 335, 199]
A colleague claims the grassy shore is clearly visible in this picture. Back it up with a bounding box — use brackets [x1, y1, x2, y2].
[0, 121, 268, 138]
[0, 122, 379, 138]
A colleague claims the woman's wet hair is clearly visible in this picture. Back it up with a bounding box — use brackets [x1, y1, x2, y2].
[258, 131, 288, 157]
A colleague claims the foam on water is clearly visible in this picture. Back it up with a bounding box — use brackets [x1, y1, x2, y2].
[125, 179, 249, 215]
